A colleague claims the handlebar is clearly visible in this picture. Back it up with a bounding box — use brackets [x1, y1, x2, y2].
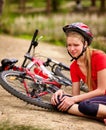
[43, 58, 70, 71]
[28, 29, 39, 53]
[58, 62, 70, 70]
[32, 29, 38, 43]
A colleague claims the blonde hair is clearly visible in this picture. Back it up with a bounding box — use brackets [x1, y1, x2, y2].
[85, 47, 93, 90]
[66, 31, 85, 43]
[66, 31, 93, 90]
[86, 48, 105, 90]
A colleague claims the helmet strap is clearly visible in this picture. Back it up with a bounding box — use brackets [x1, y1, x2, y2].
[67, 44, 87, 62]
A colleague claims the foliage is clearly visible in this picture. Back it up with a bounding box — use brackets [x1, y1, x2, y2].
[0, 0, 106, 52]
[92, 38, 106, 53]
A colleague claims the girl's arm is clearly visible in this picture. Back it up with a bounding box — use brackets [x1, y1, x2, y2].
[72, 82, 80, 96]
[72, 69, 106, 103]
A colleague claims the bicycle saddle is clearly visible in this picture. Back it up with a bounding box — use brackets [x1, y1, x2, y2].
[1, 58, 18, 66]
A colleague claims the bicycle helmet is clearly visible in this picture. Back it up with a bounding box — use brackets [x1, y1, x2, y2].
[63, 22, 93, 45]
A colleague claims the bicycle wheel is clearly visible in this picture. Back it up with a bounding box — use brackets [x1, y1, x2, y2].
[54, 66, 88, 92]
[54, 66, 72, 85]
[0, 70, 59, 110]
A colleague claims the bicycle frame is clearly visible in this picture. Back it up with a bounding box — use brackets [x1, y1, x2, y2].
[20, 29, 71, 83]
[20, 69, 59, 97]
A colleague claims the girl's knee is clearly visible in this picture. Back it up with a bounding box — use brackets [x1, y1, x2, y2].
[78, 100, 99, 116]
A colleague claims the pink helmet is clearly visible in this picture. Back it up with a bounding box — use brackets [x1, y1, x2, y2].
[63, 22, 93, 45]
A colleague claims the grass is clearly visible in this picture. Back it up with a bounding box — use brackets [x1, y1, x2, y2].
[0, 122, 50, 130]
[0, 1, 106, 52]
[92, 38, 106, 52]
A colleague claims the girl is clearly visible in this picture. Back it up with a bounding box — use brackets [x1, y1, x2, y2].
[51, 22, 106, 124]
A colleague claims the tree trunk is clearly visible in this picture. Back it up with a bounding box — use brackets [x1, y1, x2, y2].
[100, 0, 105, 11]
[51, 0, 60, 12]
[19, 0, 26, 13]
[0, 0, 4, 16]
[46, 0, 51, 14]
[91, 0, 96, 6]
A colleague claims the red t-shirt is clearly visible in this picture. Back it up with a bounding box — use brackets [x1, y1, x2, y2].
[70, 50, 106, 90]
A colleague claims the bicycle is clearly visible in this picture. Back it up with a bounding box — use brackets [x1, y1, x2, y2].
[0, 29, 88, 110]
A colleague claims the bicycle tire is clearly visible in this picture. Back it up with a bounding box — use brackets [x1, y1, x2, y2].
[0, 70, 58, 110]
[54, 66, 72, 85]
[54, 67, 88, 92]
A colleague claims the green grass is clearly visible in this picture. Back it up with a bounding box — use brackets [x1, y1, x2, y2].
[92, 40, 106, 53]
[0, 122, 50, 130]
[1, 0, 106, 52]
[18, 34, 33, 40]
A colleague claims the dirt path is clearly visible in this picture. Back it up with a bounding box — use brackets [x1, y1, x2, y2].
[0, 35, 105, 130]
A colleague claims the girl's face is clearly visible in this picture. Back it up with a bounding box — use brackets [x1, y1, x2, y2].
[66, 36, 84, 58]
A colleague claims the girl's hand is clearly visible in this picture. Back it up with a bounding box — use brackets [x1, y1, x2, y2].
[51, 89, 64, 105]
[58, 96, 75, 111]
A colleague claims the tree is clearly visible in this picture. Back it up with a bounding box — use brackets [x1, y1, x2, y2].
[51, 0, 60, 12]
[91, 0, 96, 6]
[91, 0, 106, 11]
[46, 0, 61, 14]
[46, 0, 51, 14]
[100, 0, 105, 11]
[0, 0, 4, 16]
[19, 0, 26, 13]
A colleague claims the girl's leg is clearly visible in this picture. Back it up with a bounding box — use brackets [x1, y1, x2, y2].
[97, 104, 106, 118]
[97, 104, 106, 124]
[67, 103, 91, 119]
[67, 104, 85, 116]
[104, 119, 106, 124]
[67, 96, 106, 123]
[67, 102, 106, 125]
[78, 96, 106, 118]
